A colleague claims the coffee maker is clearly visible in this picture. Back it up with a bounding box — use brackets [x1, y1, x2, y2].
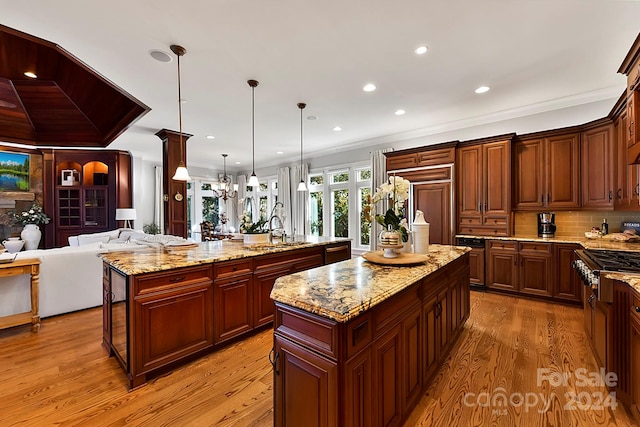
[537, 212, 556, 237]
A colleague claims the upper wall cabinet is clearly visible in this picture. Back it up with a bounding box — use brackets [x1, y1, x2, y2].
[385, 144, 455, 172]
[581, 122, 614, 210]
[513, 132, 580, 211]
[457, 135, 513, 236]
[617, 33, 640, 163]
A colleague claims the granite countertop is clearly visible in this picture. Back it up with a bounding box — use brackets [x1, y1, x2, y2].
[270, 244, 470, 323]
[603, 272, 640, 296]
[455, 234, 640, 251]
[100, 236, 350, 275]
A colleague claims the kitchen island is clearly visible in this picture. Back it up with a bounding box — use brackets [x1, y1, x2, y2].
[270, 244, 470, 427]
[100, 237, 351, 389]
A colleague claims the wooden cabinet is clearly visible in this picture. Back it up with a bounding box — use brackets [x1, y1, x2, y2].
[457, 137, 512, 236]
[617, 34, 640, 164]
[385, 145, 455, 171]
[513, 133, 580, 210]
[631, 305, 640, 423]
[518, 242, 552, 298]
[273, 334, 338, 427]
[413, 182, 452, 244]
[581, 123, 614, 209]
[612, 110, 640, 209]
[324, 242, 351, 265]
[553, 243, 582, 303]
[486, 240, 518, 292]
[213, 262, 253, 344]
[43, 149, 132, 248]
[273, 254, 470, 427]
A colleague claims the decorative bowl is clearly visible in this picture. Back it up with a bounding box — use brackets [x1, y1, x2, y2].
[2, 238, 24, 253]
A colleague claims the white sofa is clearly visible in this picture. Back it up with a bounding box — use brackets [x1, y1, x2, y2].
[0, 229, 154, 319]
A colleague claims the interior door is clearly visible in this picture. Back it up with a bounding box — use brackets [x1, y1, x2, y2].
[412, 182, 452, 245]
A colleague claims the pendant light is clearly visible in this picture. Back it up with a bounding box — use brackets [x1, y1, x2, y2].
[297, 102, 308, 192]
[247, 79, 260, 187]
[171, 44, 191, 181]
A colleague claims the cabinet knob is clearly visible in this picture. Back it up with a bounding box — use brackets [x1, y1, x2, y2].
[635, 306, 640, 313]
[617, 188, 623, 199]
[232, 266, 238, 271]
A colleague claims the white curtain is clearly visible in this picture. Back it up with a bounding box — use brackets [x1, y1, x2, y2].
[154, 166, 164, 233]
[291, 163, 308, 237]
[277, 167, 292, 236]
[370, 150, 389, 250]
[235, 174, 247, 231]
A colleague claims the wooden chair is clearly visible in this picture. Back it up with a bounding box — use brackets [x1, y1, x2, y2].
[200, 221, 214, 241]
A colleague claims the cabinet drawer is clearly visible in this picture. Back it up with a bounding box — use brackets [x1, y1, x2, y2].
[275, 304, 338, 359]
[460, 217, 482, 225]
[386, 153, 417, 171]
[325, 243, 351, 264]
[483, 216, 508, 226]
[214, 259, 253, 279]
[135, 265, 213, 295]
[487, 240, 517, 251]
[417, 147, 455, 166]
[519, 242, 552, 253]
[346, 312, 372, 359]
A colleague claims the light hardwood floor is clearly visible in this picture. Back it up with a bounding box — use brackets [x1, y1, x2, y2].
[0, 291, 636, 426]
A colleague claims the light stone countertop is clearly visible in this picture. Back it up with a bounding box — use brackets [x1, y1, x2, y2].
[455, 234, 640, 251]
[270, 244, 470, 323]
[99, 236, 350, 276]
[603, 272, 640, 297]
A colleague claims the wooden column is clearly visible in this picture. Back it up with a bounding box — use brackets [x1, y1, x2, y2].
[156, 129, 192, 237]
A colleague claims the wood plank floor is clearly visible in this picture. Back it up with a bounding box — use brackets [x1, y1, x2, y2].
[0, 291, 636, 426]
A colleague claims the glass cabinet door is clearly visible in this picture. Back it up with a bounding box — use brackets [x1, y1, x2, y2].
[84, 188, 107, 227]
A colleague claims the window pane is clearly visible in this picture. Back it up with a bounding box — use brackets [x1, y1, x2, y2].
[310, 191, 324, 236]
[187, 195, 192, 237]
[331, 172, 349, 183]
[333, 189, 349, 237]
[187, 182, 193, 190]
[245, 197, 253, 217]
[259, 183, 268, 192]
[259, 196, 268, 220]
[360, 187, 371, 245]
[202, 183, 212, 191]
[310, 175, 323, 185]
[358, 169, 371, 181]
[203, 196, 219, 226]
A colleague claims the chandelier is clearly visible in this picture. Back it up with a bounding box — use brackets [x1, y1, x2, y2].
[212, 154, 239, 201]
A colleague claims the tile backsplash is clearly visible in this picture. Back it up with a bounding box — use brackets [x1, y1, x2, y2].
[514, 211, 640, 238]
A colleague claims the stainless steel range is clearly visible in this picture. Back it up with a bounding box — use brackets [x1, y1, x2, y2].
[573, 249, 640, 303]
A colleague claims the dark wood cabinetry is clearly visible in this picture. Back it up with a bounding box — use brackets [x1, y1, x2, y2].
[385, 145, 455, 171]
[631, 294, 640, 423]
[457, 136, 512, 236]
[513, 132, 581, 210]
[213, 259, 253, 344]
[272, 254, 470, 427]
[618, 34, 640, 164]
[43, 149, 132, 247]
[518, 242, 553, 297]
[413, 182, 452, 244]
[553, 243, 582, 303]
[486, 240, 518, 292]
[581, 122, 614, 209]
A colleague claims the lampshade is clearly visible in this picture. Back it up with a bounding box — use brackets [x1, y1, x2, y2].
[171, 44, 191, 182]
[297, 102, 308, 192]
[248, 173, 259, 187]
[115, 208, 137, 221]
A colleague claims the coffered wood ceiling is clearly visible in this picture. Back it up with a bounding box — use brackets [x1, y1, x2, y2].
[0, 25, 149, 147]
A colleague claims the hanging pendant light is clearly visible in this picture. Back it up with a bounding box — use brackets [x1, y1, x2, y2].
[171, 44, 191, 181]
[247, 79, 260, 187]
[297, 102, 308, 192]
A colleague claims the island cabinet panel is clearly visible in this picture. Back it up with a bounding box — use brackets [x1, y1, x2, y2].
[213, 273, 253, 344]
[324, 242, 351, 265]
[254, 266, 292, 328]
[631, 306, 640, 423]
[272, 253, 470, 426]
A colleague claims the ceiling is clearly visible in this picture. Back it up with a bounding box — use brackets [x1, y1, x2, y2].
[0, 0, 639, 173]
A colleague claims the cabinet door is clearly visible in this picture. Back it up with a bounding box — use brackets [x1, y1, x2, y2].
[467, 247, 485, 286]
[214, 275, 253, 344]
[630, 316, 640, 421]
[133, 281, 214, 375]
[593, 300, 610, 368]
[487, 250, 518, 291]
[553, 244, 582, 303]
[629, 91, 639, 153]
[422, 294, 439, 384]
[402, 306, 422, 414]
[614, 113, 631, 208]
[457, 145, 482, 218]
[274, 335, 338, 427]
[343, 348, 372, 427]
[437, 287, 449, 355]
[373, 324, 402, 427]
[513, 139, 545, 209]
[254, 267, 291, 327]
[546, 134, 581, 209]
[518, 252, 552, 297]
[483, 140, 510, 216]
[413, 182, 451, 245]
[102, 279, 112, 353]
[584, 287, 594, 340]
[582, 125, 614, 209]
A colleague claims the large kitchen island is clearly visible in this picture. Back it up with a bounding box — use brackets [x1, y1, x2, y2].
[100, 237, 351, 389]
[270, 244, 470, 427]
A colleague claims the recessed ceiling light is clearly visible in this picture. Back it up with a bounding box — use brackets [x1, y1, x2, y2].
[475, 86, 490, 94]
[333, 126, 342, 131]
[415, 46, 428, 55]
[235, 161, 241, 165]
[24, 71, 37, 79]
[307, 115, 318, 121]
[149, 49, 173, 63]
[363, 83, 376, 92]
[277, 151, 283, 155]
[206, 135, 215, 139]
[395, 109, 406, 116]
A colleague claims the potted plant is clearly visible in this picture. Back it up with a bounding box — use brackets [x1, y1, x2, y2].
[239, 211, 269, 245]
[371, 175, 410, 255]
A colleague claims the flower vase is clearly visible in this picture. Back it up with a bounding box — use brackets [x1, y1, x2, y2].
[21, 224, 41, 250]
[243, 233, 269, 245]
[379, 226, 401, 258]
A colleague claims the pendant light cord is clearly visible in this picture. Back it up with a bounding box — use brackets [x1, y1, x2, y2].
[177, 53, 183, 159]
[252, 84, 255, 174]
[300, 105, 303, 170]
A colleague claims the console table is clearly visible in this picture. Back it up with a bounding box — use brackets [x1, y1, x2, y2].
[0, 258, 41, 332]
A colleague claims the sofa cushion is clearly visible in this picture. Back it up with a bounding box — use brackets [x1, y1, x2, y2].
[77, 235, 111, 246]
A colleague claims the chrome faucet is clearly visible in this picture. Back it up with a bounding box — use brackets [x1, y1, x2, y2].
[268, 202, 285, 242]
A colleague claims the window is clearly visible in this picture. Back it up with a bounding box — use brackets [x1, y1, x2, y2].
[186, 179, 221, 240]
[309, 173, 324, 236]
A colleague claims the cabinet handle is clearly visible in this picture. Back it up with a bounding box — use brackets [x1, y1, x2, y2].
[513, 257, 517, 265]
[635, 306, 640, 313]
[269, 348, 280, 375]
[232, 266, 238, 271]
[169, 276, 185, 283]
[635, 184, 639, 196]
[608, 191, 612, 202]
[617, 188, 622, 199]
[541, 194, 544, 204]
[520, 258, 523, 266]
[110, 291, 115, 302]
[478, 203, 482, 212]
[631, 123, 635, 136]
[484, 203, 487, 212]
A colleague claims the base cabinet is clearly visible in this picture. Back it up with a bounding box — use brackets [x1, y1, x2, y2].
[631, 314, 640, 422]
[272, 254, 470, 427]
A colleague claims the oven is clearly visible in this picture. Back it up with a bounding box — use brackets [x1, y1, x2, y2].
[573, 249, 640, 303]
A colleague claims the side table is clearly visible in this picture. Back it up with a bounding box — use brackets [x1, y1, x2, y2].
[0, 258, 41, 332]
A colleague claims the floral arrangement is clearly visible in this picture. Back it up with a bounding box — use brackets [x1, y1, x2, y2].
[9, 201, 51, 226]
[239, 211, 268, 234]
[371, 175, 410, 242]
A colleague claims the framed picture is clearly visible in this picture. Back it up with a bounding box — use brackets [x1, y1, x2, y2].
[0, 151, 29, 192]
